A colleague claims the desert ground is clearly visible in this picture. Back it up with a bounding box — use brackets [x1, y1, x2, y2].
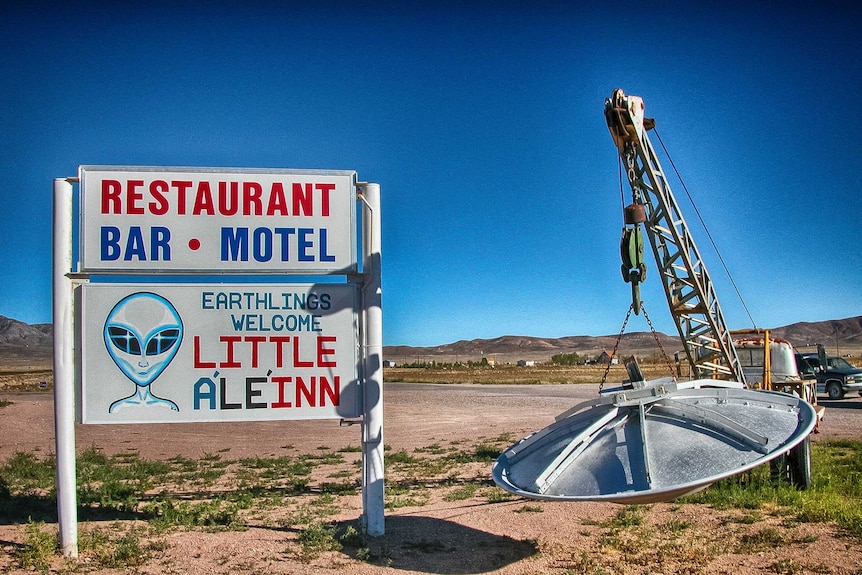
[2, 368, 862, 574]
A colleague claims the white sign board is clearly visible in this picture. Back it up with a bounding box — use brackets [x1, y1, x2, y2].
[79, 283, 360, 424]
[79, 166, 357, 274]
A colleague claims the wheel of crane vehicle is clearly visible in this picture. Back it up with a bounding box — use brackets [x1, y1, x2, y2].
[788, 436, 812, 490]
[769, 436, 812, 489]
[826, 382, 844, 400]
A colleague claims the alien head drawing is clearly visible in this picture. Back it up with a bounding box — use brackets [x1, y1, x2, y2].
[104, 292, 183, 412]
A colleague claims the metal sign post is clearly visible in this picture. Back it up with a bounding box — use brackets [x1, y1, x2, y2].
[53, 177, 78, 557]
[359, 183, 384, 536]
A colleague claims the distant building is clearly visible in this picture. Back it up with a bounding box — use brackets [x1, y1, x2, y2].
[383, 360, 396, 367]
[517, 360, 536, 367]
[596, 350, 617, 365]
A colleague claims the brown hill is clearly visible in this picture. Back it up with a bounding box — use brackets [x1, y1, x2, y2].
[0, 316, 54, 370]
[1, 314, 860, 369]
[385, 316, 862, 364]
[386, 332, 681, 365]
[772, 317, 862, 352]
[0, 316, 53, 347]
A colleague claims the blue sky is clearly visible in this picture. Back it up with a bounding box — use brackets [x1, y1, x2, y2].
[2, 1, 860, 347]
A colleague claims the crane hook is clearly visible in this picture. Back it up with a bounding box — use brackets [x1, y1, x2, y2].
[620, 204, 647, 314]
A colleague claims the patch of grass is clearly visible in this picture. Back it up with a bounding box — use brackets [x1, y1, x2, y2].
[311, 492, 338, 509]
[78, 478, 141, 513]
[387, 449, 421, 465]
[142, 498, 245, 532]
[683, 440, 862, 537]
[14, 520, 57, 572]
[287, 506, 368, 561]
[318, 480, 359, 495]
[443, 483, 479, 501]
[738, 526, 785, 552]
[386, 494, 430, 509]
[0, 441, 357, 566]
[384, 363, 673, 385]
[583, 504, 727, 574]
[338, 524, 366, 549]
[661, 517, 691, 534]
[302, 451, 345, 465]
[605, 505, 645, 529]
[442, 443, 501, 465]
[233, 455, 315, 494]
[91, 526, 154, 568]
[328, 469, 354, 479]
[562, 550, 605, 575]
[296, 520, 342, 561]
[414, 443, 449, 455]
[484, 486, 514, 503]
[237, 455, 314, 479]
[6, 431, 862, 572]
[0, 452, 56, 493]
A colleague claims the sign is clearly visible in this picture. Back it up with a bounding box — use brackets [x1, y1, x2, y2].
[79, 283, 360, 424]
[79, 166, 357, 274]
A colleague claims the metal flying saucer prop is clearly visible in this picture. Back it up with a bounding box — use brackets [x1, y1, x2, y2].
[492, 378, 817, 504]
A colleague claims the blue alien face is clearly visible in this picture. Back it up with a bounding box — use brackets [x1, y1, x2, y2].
[104, 293, 183, 387]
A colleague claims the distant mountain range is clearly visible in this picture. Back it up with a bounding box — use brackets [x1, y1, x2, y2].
[1, 314, 860, 367]
[0, 316, 53, 347]
[0, 316, 54, 367]
[385, 316, 862, 363]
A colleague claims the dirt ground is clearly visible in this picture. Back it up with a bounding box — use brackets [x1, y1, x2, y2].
[2, 381, 862, 574]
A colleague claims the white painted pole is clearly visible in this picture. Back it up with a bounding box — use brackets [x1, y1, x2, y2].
[53, 177, 78, 557]
[360, 182, 384, 536]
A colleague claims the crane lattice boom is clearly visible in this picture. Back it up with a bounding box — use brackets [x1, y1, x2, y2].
[604, 89, 745, 383]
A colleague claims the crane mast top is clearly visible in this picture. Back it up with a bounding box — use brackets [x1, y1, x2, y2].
[604, 89, 746, 384]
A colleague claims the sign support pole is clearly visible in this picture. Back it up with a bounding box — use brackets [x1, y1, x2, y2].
[359, 183, 384, 536]
[53, 177, 78, 557]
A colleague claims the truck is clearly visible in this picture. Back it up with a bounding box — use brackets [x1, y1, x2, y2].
[733, 331, 817, 406]
[797, 346, 862, 399]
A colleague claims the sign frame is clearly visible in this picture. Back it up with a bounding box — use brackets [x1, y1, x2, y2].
[78, 165, 358, 275]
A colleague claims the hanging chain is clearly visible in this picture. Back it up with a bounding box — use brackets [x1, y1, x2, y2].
[641, 303, 677, 379]
[600, 303, 634, 392]
[599, 303, 678, 392]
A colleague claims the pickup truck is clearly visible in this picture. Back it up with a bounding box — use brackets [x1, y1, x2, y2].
[796, 352, 862, 400]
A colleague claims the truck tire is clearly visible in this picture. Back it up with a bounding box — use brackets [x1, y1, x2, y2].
[826, 381, 844, 400]
[769, 436, 812, 489]
[788, 436, 812, 490]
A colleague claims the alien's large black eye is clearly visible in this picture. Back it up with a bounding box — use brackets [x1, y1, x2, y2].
[108, 326, 142, 355]
[145, 329, 180, 355]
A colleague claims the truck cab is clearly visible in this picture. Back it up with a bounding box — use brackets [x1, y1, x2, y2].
[731, 334, 818, 408]
[797, 351, 862, 400]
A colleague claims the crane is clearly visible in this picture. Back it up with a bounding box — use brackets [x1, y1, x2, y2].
[491, 89, 818, 501]
[604, 88, 746, 384]
[604, 89, 818, 488]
